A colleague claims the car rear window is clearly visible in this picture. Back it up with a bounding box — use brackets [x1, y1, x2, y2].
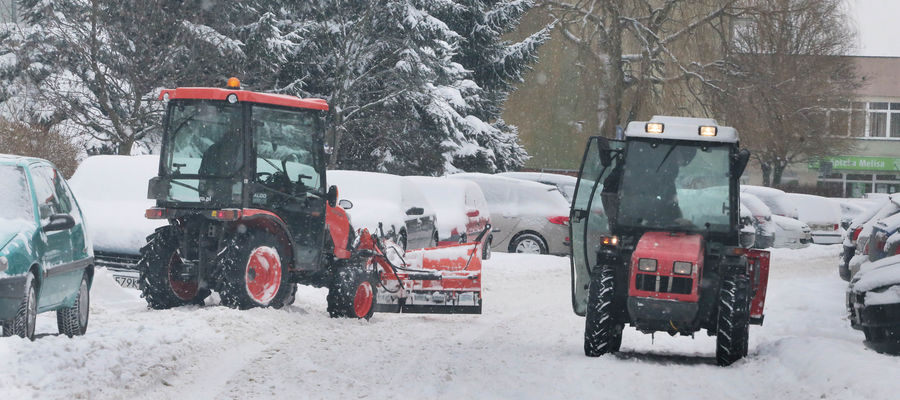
[0, 165, 34, 221]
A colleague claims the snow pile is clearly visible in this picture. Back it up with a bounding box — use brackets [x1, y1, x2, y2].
[68, 155, 165, 255]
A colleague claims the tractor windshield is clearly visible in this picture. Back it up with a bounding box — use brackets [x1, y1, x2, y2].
[616, 139, 733, 233]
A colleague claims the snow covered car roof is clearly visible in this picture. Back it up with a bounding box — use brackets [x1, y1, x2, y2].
[784, 193, 841, 225]
[741, 185, 798, 218]
[875, 211, 900, 232]
[624, 116, 738, 143]
[448, 173, 570, 217]
[740, 192, 772, 218]
[68, 155, 166, 255]
[497, 172, 577, 202]
[329, 170, 435, 233]
[852, 254, 900, 293]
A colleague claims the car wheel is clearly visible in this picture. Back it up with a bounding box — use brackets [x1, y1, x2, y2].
[13, 273, 37, 340]
[57, 270, 90, 337]
[509, 233, 547, 255]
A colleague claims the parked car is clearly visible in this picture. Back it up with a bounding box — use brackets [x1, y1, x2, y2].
[329, 170, 437, 251]
[449, 173, 570, 255]
[847, 254, 900, 354]
[497, 172, 577, 203]
[68, 155, 165, 288]
[840, 196, 895, 281]
[784, 193, 844, 245]
[740, 192, 776, 248]
[838, 200, 868, 230]
[406, 176, 492, 257]
[739, 203, 756, 248]
[868, 212, 900, 261]
[741, 185, 798, 218]
[770, 214, 813, 249]
[0, 155, 93, 339]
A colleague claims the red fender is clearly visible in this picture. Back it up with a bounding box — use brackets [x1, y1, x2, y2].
[234, 209, 295, 270]
[326, 204, 352, 259]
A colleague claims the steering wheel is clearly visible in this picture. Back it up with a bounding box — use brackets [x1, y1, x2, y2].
[256, 171, 273, 183]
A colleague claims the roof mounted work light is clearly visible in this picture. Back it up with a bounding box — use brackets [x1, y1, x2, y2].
[646, 122, 664, 134]
[699, 126, 717, 137]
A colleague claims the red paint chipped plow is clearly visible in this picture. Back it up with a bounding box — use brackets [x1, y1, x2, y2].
[355, 225, 489, 314]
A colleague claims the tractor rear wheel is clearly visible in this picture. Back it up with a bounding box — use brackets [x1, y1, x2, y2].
[584, 265, 622, 356]
[138, 227, 210, 309]
[218, 232, 294, 309]
[327, 259, 376, 319]
[716, 274, 751, 366]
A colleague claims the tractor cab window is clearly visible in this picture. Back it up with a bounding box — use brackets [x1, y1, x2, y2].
[252, 106, 323, 193]
[164, 101, 243, 177]
[617, 140, 731, 233]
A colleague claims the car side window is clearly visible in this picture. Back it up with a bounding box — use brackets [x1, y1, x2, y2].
[48, 167, 73, 214]
[30, 165, 60, 220]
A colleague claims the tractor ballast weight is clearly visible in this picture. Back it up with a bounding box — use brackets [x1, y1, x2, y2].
[569, 116, 770, 366]
[138, 78, 483, 318]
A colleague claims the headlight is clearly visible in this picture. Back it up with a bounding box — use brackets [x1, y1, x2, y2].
[638, 258, 657, 272]
[673, 261, 693, 275]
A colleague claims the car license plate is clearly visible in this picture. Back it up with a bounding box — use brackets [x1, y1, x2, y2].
[112, 273, 140, 289]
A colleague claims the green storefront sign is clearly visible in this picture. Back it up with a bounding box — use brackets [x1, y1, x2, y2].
[809, 156, 900, 172]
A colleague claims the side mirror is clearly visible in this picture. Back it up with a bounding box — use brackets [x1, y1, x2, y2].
[327, 185, 338, 207]
[466, 209, 480, 217]
[735, 149, 751, 177]
[44, 214, 75, 232]
[338, 199, 353, 210]
[598, 146, 611, 167]
[406, 207, 425, 216]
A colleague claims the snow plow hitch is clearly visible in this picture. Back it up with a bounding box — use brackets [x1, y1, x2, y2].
[357, 224, 489, 314]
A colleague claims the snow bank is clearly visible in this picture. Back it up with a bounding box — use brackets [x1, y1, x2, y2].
[68, 155, 165, 254]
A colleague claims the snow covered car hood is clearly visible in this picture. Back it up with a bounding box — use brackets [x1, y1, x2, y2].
[0, 219, 35, 254]
[851, 254, 900, 293]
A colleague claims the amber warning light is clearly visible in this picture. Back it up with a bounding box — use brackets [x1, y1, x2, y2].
[227, 77, 241, 89]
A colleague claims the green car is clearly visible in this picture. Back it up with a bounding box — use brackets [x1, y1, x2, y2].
[0, 154, 93, 340]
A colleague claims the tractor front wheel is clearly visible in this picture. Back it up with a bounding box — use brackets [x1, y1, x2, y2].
[139, 227, 209, 309]
[584, 265, 622, 357]
[327, 259, 376, 320]
[716, 274, 751, 366]
[218, 232, 294, 309]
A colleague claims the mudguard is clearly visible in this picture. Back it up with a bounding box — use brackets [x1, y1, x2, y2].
[326, 204, 352, 259]
[746, 249, 771, 324]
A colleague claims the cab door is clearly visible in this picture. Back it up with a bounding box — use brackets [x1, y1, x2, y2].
[570, 137, 623, 316]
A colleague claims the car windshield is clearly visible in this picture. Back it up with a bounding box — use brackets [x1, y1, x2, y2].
[616, 139, 732, 233]
[0, 165, 34, 221]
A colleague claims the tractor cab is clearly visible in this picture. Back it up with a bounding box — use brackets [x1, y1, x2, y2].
[570, 116, 766, 366]
[147, 79, 333, 270]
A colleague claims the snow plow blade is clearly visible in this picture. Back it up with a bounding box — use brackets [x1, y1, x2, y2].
[360, 226, 487, 315]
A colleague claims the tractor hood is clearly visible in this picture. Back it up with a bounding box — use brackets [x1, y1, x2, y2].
[629, 232, 705, 302]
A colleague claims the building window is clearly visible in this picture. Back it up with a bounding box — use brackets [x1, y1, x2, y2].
[864, 102, 900, 138]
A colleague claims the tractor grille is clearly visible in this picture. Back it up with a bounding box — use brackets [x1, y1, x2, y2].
[635, 273, 693, 295]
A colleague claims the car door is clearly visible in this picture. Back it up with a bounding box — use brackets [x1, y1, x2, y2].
[29, 164, 74, 308]
[570, 137, 623, 316]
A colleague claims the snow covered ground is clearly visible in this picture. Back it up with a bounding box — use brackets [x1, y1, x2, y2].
[2, 245, 899, 399]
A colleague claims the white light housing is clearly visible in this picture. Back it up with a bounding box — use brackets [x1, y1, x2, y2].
[646, 123, 664, 134]
[162, 92, 170, 101]
[638, 258, 658, 272]
[699, 126, 717, 136]
[0, 256, 7, 273]
[227, 93, 238, 104]
[673, 261, 693, 275]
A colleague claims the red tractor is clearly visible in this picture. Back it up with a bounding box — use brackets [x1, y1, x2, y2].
[570, 116, 770, 366]
[139, 78, 485, 317]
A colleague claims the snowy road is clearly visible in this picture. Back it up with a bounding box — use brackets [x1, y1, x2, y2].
[3, 245, 900, 399]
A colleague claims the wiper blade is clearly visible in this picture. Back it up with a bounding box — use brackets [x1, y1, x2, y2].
[656, 144, 678, 172]
[169, 179, 200, 193]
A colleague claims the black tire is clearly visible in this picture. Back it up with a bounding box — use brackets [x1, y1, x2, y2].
[138, 227, 210, 309]
[482, 235, 492, 260]
[57, 270, 90, 337]
[716, 274, 751, 366]
[584, 265, 623, 357]
[217, 232, 293, 309]
[12, 273, 37, 340]
[327, 259, 376, 319]
[509, 232, 548, 254]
